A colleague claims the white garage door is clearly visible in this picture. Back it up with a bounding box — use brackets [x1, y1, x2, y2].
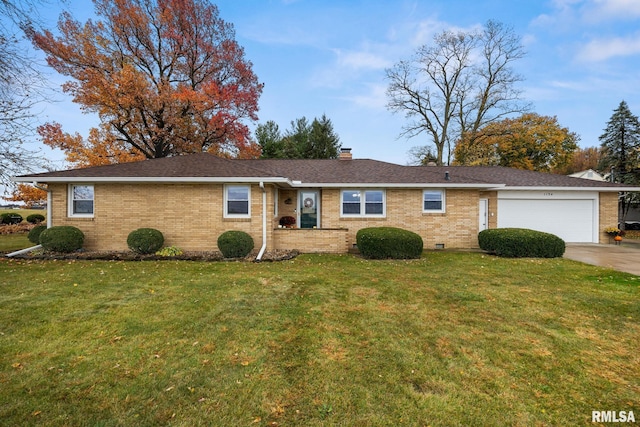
[498, 198, 595, 242]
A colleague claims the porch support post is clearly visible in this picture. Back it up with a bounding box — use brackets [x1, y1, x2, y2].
[256, 181, 268, 261]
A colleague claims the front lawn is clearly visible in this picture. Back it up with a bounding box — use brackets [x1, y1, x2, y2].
[0, 233, 31, 252]
[0, 253, 638, 426]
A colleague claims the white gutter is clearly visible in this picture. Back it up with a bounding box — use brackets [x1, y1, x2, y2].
[33, 182, 52, 229]
[491, 186, 640, 192]
[255, 181, 268, 261]
[12, 176, 293, 185]
[293, 182, 503, 189]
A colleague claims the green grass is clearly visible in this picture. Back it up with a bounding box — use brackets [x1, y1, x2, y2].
[0, 209, 45, 252]
[0, 233, 31, 252]
[0, 253, 638, 426]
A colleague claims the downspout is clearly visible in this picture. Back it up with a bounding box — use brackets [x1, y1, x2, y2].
[255, 181, 268, 261]
[34, 183, 52, 230]
[6, 182, 50, 258]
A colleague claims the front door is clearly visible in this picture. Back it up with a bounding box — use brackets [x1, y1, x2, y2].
[299, 190, 319, 229]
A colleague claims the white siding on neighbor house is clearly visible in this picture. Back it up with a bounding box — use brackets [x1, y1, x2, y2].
[497, 191, 598, 243]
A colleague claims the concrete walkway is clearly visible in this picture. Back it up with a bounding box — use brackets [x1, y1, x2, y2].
[564, 241, 640, 276]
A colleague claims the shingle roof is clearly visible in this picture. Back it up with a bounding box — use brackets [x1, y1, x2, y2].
[19, 153, 281, 179]
[427, 166, 626, 188]
[13, 152, 632, 190]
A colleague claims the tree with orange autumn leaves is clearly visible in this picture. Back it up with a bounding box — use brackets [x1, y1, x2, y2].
[28, 0, 263, 168]
[3, 183, 48, 208]
[453, 113, 579, 172]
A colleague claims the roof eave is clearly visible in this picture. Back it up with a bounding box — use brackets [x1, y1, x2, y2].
[12, 176, 293, 185]
[288, 182, 503, 189]
[494, 186, 640, 192]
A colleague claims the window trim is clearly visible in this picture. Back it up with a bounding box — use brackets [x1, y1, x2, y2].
[341, 189, 386, 217]
[68, 184, 95, 218]
[423, 189, 445, 213]
[224, 184, 251, 218]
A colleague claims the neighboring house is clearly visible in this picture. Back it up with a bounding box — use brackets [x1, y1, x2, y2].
[569, 169, 606, 181]
[568, 169, 640, 227]
[13, 150, 639, 255]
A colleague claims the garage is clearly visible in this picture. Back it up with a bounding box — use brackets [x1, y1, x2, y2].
[497, 191, 598, 243]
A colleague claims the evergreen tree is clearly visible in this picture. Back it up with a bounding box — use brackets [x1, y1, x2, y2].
[307, 114, 341, 159]
[599, 100, 640, 177]
[257, 115, 341, 159]
[255, 121, 283, 158]
[598, 100, 640, 227]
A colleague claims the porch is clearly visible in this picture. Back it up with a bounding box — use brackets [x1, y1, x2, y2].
[272, 228, 349, 253]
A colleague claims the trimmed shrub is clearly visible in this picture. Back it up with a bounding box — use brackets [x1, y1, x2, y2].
[478, 228, 565, 258]
[356, 227, 423, 259]
[127, 228, 164, 254]
[39, 226, 84, 253]
[217, 230, 254, 258]
[28, 225, 47, 244]
[26, 214, 45, 224]
[0, 213, 23, 224]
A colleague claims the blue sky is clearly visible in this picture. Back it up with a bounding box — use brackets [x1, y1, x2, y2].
[30, 0, 640, 167]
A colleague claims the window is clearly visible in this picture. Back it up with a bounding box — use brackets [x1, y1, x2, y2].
[69, 185, 94, 217]
[341, 189, 385, 217]
[365, 191, 384, 214]
[225, 185, 250, 217]
[342, 190, 361, 215]
[423, 190, 445, 213]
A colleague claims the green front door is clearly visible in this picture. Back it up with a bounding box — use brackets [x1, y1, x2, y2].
[299, 191, 319, 229]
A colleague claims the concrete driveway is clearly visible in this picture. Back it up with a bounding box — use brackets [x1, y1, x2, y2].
[564, 241, 640, 276]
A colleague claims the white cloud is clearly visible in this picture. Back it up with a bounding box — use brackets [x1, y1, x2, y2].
[585, 0, 640, 21]
[341, 83, 389, 110]
[577, 33, 640, 61]
[333, 49, 392, 71]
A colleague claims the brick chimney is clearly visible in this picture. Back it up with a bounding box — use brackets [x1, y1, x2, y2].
[339, 147, 352, 160]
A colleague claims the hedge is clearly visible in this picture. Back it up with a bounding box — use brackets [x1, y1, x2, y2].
[217, 230, 254, 258]
[39, 226, 84, 253]
[356, 227, 423, 259]
[0, 213, 22, 224]
[127, 228, 165, 254]
[478, 228, 565, 258]
[28, 225, 47, 244]
[26, 214, 46, 224]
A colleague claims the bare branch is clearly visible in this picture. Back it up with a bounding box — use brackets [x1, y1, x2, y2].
[386, 20, 529, 165]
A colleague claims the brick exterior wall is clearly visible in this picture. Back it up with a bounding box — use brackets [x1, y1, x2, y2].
[273, 228, 349, 253]
[599, 192, 619, 244]
[274, 188, 481, 249]
[46, 182, 621, 252]
[49, 183, 274, 252]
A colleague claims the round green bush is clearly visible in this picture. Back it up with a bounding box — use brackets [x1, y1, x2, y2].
[39, 226, 85, 253]
[26, 213, 45, 224]
[127, 228, 164, 254]
[356, 227, 424, 259]
[28, 225, 47, 244]
[217, 230, 254, 258]
[478, 228, 565, 258]
[0, 213, 23, 224]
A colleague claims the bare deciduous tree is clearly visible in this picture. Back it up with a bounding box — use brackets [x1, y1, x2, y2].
[386, 20, 530, 165]
[0, 0, 51, 189]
